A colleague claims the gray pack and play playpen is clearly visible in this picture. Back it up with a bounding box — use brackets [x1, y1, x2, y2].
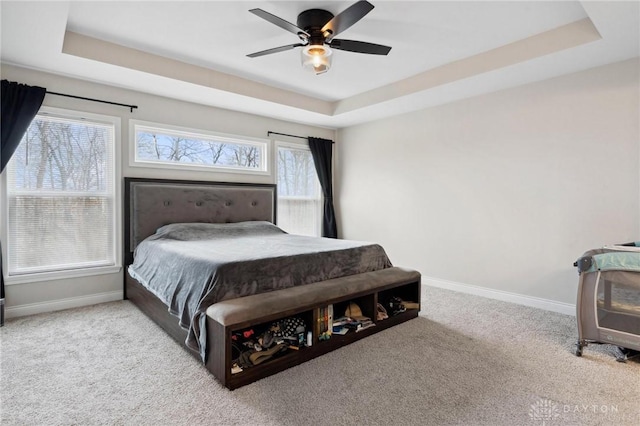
[574, 242, 640, 360]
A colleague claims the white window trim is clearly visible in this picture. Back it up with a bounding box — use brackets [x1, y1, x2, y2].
[274, 139, 323, 237]
[130, 119, 270, 176]
[2, 106, 122, 285]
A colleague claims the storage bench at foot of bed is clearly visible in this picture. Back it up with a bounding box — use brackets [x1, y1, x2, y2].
[205, 266, 421, 390]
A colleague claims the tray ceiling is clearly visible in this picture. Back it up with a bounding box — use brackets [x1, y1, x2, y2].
[1, 1, 638, 128]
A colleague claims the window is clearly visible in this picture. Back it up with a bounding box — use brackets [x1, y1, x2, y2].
[276, 142, 322, 237]
[131, 121, 268, 174]
[5, 108, 119, 281]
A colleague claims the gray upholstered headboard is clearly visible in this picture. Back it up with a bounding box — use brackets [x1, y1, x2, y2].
[124, 178, 276, 264]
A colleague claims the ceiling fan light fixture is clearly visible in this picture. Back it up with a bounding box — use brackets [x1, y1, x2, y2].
[248, 1, 389, 73]
[301, 44, 332, 75]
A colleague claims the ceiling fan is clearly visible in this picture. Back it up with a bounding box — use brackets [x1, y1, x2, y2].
[247, 0, 392, 75]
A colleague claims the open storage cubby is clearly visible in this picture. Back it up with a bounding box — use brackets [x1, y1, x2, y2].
[206, 270, 421, 390]
[230, 310, 314, 376]
[378, 281, 421, 315]
[332, 294, 376, 322]
[326, 294, 376, 335]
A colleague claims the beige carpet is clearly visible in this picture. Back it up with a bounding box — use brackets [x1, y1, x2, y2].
[1, 286, 638, 425]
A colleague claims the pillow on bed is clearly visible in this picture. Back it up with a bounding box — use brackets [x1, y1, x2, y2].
[153, 221, 286, 241]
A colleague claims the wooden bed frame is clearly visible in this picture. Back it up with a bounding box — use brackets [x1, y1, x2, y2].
[123, 177, 421, 389]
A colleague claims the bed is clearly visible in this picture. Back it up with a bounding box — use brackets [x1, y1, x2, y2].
[124, 177, 421, 388]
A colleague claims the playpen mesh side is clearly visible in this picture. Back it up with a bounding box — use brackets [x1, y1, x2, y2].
[576, 247, 640, 352]
[594, 270, 640, 336]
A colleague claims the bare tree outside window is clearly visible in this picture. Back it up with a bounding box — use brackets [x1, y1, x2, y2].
[7, 114, 115, 275]
[134, 126, 265, 171]
[276, 144, 321, 237]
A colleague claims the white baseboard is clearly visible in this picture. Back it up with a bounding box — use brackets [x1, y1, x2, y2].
[5, 290, 123, 319]
[423, 276, 576, 316]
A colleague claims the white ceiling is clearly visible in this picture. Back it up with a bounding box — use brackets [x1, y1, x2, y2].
[1, 1, 639, 128]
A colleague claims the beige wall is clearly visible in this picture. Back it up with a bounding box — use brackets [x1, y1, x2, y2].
[1, 64, 335, 315]
[336, 58, 640, 306]
[3, 58, 639, 315]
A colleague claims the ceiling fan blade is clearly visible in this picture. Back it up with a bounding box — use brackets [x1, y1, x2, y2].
[329, 39, 391, 55]
[247, 43, 305, 58]
[249, 9, 310, 38]
[321, 0, 374, 40]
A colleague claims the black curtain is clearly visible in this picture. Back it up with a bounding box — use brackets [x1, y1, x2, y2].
[1, 80, 46, 326]
[308, 137, 337, 239]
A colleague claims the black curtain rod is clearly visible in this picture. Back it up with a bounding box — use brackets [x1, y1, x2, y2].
[268, 131, 307, 140]
[267, 131, 334, 143]
[46, 91, 138, 113]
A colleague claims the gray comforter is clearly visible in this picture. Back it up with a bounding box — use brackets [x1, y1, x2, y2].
[128, 221, 392, 361]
